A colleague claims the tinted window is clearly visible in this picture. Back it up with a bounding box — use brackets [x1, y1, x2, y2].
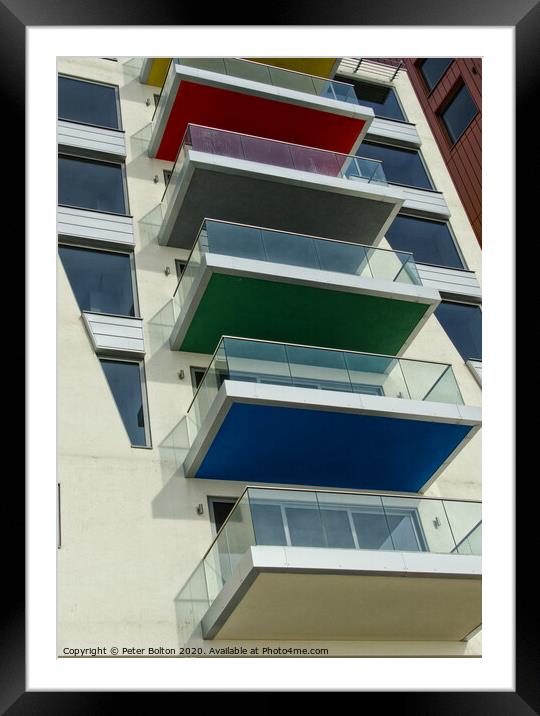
[335, 76, 405, 121]
[58, 76, 120, 129]
[385, 214, 464, 269]
[420, 58, 453, 90]
[359, 141, 434, 190]
[58, 156, 126, 214]
[100, 360, 148, 446]
[441, 84, 478, 143]
[435, 302, 482, 360]
[58, 245, 135, 316]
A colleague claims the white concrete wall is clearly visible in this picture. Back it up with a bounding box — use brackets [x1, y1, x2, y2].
[57, 57, 481, 656]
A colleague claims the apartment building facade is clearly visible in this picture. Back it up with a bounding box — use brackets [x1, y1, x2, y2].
[57, 56, 482, 657]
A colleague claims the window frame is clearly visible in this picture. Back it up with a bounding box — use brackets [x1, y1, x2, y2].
[418, 58, 454, 93]
[334, 74, 409, 123]
[99, 356, 152, 448]
[389, 211, 469, 271]
[58, 151, 131, 217]
[58, 240, 141, 318]
[438, 81, 479, 146]
[361, 139, 437, 192]
[58, 73, 123, 132]
[435, 299, 483, 362]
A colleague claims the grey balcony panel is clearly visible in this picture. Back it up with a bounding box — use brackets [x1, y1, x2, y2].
[57, 206, 135, 249]
[398, 186, 451, 219]
[159, 154, 404, 249]
[58, 120, 127, 161]
[417, 264, 481, 302]
[82, 312, 145, 357]
[466, 360, 482, 387]
[367, 117, 422, 148]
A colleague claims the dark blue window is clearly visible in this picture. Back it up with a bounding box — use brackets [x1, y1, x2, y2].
[58, 156, 126, 214]
[100, 360, 148, 446]
[435, 302, 482, 361]
[336, 77, 405, 121]
[58, 245, 136, 316]
[419, 58, 453, 91]
[58, 76, 120, 129]
[441, 84, 478, 143]
[385, 214, 464, 269]
[359, 141, 434, 190]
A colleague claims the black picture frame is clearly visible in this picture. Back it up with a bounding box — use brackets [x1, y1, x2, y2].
[12, 0, 528, 710]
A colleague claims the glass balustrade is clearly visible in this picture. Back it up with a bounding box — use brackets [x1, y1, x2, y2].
[185, 337, 464, 445]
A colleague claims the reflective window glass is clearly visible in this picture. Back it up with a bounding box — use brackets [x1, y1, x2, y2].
[58, 76, 120, 129]
[58, 245, 135, 316]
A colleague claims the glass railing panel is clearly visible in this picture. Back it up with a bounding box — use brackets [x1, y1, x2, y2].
[249, 488, 326, 548]
[206, 220, 266, 261]
[239, 133, 293, 168]
[189, 124, 245, 160]
[381, 496, 456, 554]
[399, 360, 460, 403]
[423, 365, 465, 405]
[285, 345, 352, 392]
[342, 494, 393, 550]
[267, 65, 316, 94]
[227, 57, 273, 84]
[393, 255, 422, 286]
[443, 500, 482, 556]
[203, 528, 232, 602]
[314, 492, 374, 549]
[172, 125, 389, 187]
[366, 247, 410, 283]
[315, 240, 372, 278]
[173, 235, 204, 318]
[186, 560, 210, 633]
[188, 343, 228, 435]
[343, 353, 410, 399]
[223, 492, 256, 574]
[222, 337, 292, 386]
[322, 80, 357, 105]
[177, 57, 228, 74]
[289, 143, 345, 177]
[261, 229, 320, 269]
[175, 560, 210, 645]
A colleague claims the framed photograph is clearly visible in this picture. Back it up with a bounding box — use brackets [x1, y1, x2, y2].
[15, 0, 527, 708]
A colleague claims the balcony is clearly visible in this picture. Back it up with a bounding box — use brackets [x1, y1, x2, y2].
[158, 125, 404, 250]
[170, 219, 439, 355]
[148, 58, 373, 161]
[183, 337, 481, 491]
[175, 487, 481, 643]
